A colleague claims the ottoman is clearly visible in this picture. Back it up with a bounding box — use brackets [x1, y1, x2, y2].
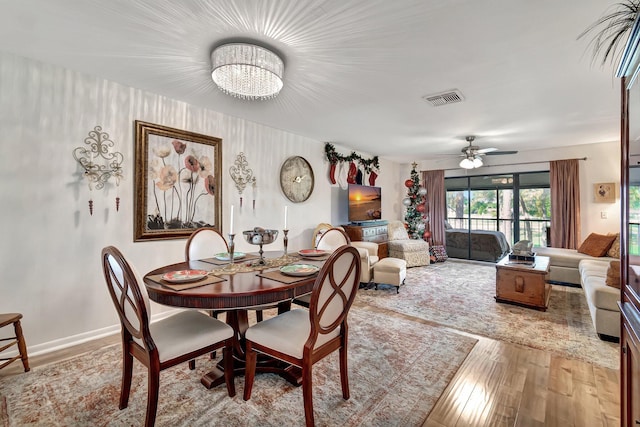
[373, 258, 407, 293]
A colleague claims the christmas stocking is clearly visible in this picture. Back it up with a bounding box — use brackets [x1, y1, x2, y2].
[328, 162, 337, 184]
[356, 167, 363, 185]
[347, 161, 357, 184]
[369, 170, 378, 186]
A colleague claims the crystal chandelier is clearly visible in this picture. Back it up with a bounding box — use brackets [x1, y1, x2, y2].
[211, 43, 284, 100]
[459, 155, 483, 169]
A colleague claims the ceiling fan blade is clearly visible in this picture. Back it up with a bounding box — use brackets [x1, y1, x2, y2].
[476, 147, 497, 154]
[485, 150, 518, 155]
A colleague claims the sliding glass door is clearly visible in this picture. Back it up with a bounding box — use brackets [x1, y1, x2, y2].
[445, 171, 550, 260]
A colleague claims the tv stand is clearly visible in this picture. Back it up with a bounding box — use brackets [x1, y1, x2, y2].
[342, 223, 388, 259]
[350, 220, 388, 227]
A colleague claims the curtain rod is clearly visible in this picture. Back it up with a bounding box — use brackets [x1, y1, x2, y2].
[441, 156, 587, 172]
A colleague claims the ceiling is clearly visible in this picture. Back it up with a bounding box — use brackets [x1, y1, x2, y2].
[0, 0, 624, 163]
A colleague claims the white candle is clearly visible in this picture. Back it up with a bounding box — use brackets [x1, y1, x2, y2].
[229, 205, 234, 235]
[284, 206, 288, 230]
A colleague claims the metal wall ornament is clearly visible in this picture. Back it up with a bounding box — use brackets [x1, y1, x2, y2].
[72, 126, 124, 215]
[229, 152, 257, 208]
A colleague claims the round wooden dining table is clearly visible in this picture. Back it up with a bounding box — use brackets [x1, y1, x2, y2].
[143, 255, 322, 389]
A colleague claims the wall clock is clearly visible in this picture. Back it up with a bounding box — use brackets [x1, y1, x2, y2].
[280, 156, 315, 203]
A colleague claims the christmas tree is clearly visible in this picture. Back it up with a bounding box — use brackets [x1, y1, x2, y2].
[403, 163, 429, 240]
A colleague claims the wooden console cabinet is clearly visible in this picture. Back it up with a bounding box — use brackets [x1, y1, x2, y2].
[342, 224, 388, 259]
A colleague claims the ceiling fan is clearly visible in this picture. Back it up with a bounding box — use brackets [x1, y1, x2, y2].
[459, 136, 518, 169]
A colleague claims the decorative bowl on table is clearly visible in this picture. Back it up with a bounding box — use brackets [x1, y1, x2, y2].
[243, 227, 279, 265]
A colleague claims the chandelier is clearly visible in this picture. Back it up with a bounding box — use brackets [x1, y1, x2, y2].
[211, 43, 284, 100]
[459, 155, 483, 169]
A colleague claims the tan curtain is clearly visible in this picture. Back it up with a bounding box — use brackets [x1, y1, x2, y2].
[422, 170, 446, 246]
[549, 159, 581, 248]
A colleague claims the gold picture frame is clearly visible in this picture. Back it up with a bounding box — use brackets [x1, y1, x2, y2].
[593, 182, 616, 203]
[134, 120, 222, 241]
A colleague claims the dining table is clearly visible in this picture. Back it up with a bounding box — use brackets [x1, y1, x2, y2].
[142, 250, 329, 389]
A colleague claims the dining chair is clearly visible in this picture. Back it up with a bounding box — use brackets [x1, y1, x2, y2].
[185, 227, 270, 323]
[0, 313, 30, 372]
[243, 245, 361, 427]
[101, 246, 235, 427]
[294, 227, 375, 308]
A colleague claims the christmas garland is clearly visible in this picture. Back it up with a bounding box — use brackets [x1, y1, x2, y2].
[324, 143, 379, 172]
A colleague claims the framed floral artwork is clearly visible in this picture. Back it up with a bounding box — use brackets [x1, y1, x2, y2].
[593, 182, 616, 203]
[134, 121, 222, 241]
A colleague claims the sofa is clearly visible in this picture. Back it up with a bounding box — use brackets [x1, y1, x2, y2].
[533, 232, 621, 340]
[445, 228, 510, 262]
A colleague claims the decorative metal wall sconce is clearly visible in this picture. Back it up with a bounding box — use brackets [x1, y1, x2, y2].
[72, 126, 124, 215]
[229, 152, 257, 208]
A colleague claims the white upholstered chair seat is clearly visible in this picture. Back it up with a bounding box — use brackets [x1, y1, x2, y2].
[245, 309, 339, 359]
[135, 310, 234, 363]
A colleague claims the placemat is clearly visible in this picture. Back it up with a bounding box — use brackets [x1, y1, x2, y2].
[299, 254, 331, 261]
[199, 254, 261, 266]
[146, 274, 226, 291]
[257, 270, 317, 284]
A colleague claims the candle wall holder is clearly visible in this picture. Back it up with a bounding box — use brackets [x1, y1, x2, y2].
[229, 152, 256, 208]
[72, 126, 124, 215]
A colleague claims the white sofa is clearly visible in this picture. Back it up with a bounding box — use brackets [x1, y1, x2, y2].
[534, 246, 620, 340]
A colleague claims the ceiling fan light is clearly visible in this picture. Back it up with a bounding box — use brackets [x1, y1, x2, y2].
[473, 157, 483, 168]
[460, 158, 475, 169]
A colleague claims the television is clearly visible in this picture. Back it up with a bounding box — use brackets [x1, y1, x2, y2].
[348, 184, 382, 223]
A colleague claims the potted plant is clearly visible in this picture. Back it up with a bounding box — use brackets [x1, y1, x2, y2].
[579, 1, 640, 66]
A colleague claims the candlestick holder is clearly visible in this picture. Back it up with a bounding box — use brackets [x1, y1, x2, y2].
[224, 233, 239, 272]
[280, 229, 294, 261]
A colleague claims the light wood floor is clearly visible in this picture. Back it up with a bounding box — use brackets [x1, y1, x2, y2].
[0, 314, 620, 426]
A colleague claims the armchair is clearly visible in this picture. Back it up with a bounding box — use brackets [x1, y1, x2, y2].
[315, 226, 378, 284]
[386, 220, 430, 267]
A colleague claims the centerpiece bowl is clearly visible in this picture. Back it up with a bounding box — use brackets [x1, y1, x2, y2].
[243, 227, 279, 265]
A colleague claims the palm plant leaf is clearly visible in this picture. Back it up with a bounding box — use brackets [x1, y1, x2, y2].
[578, 0, 640, 66]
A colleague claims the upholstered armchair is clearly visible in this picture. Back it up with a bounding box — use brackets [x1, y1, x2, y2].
[386, 220, 430, 267]
[313, 225, 378, 284]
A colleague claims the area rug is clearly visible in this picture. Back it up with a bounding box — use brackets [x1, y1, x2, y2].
[0, 308, 476, 427]
[357, 260, 619, 369]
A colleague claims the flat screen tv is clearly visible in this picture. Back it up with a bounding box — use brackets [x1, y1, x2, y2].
[348, 184, 382, 223]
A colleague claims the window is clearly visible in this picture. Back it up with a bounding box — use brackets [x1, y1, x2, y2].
[629, 166, 640, 255]
[445, 171, 550, 260]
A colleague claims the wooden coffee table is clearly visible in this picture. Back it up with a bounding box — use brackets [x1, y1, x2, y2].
[495, 255, 551, 311]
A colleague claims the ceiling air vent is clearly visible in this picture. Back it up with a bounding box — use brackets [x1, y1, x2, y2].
[422, 89, 465, 107]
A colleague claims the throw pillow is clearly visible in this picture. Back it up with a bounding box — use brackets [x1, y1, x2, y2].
[429, 245, 448, 262]
[607, 233, 620, 258]
[577, 233, 617, 257]
[606, 260, 621, 289]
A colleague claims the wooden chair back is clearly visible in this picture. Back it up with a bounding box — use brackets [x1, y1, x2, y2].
[316, 228, 351, 252]
[102, 246, 154, 351]
[307, 245, 361, 349]
[185, 227, 229, 261]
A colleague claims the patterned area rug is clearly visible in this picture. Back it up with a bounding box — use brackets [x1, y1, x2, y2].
[0, 308, 476, 427]
[357, 259, 619, 369]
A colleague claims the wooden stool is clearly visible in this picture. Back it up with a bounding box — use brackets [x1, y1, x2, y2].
[0, 313, 30, 372]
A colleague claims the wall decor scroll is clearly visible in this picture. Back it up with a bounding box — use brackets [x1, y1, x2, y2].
[134, 120, 222, 241]
[229, 152, 257, 208]
[72, 126, 124, 215]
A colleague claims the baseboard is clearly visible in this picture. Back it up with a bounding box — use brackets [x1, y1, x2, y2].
[22, 309, 181, 358]
[548, 280, 582, 288]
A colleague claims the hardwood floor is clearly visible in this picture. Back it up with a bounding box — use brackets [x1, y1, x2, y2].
[423, 335, 620, 426]
[0, 316, 620, 426]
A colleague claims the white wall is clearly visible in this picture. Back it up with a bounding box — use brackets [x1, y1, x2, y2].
[416, 141, 622, 241]
[0, 52, 401, 355]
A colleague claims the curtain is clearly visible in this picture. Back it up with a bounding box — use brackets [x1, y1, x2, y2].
[421, 169, 446, 246]
[549, 159, 581, 248]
